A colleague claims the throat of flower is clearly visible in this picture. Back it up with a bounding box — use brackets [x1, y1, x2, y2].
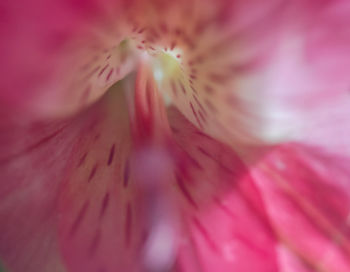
[152, 51, 183, 82]
[128, 60, 173, 147]
[126, 61, 180, 272]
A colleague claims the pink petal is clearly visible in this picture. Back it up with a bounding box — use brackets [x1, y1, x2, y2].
[2, 2, 350, 272]
[0, 82, 138, 271]
[125, 0, 350, 151]
[123, 0, 287, 144]
[3, 0, 350, 150]
[58, 65, 279, 272]
[0, 110, 80, 271]
[0, 0, 136, 117]
[58, 64, 179, 272]
[252, 144, 350, 271]
[168, 108, 279, 272]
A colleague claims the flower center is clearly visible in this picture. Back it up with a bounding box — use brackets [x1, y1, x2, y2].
[152, 50, 183, 84]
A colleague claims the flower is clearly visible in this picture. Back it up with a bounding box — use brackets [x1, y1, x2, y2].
[1, 0, 350, 271]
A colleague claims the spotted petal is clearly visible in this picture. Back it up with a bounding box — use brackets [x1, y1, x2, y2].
[122, 0, 350, 150]
[0, 82, 138, 271]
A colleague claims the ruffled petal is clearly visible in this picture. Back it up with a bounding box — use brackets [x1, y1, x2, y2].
[252, 144, 350, 271]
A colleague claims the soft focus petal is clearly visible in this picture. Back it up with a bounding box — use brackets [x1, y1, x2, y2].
[58, 66, 179, 272]
[252, 144, 350, 271]
[2, 1, 350, 272]
[0, 0, 136, 117]
[122, 0, 350, 150]
[4, 0, 349, 150]
[0, 83, 137, 272]
[168, 108, 279, 272]
[123, 0, 286, 144]
[0, 107, 78, 271]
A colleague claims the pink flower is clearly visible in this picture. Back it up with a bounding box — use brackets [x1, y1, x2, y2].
[1, 0, 350, 271]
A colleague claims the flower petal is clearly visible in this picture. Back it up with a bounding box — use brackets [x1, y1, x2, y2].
[0, 0, 136, 117]
[167, 108, 279, 272]
[124, 0, 350, 150]
[58, 66, 180, 272]
[252, 144, 350, 271]
[0, 82, 139, 272]
[0, 106, 78, 271]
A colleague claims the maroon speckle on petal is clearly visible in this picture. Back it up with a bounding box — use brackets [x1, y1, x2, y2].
[197, 146, 213, 159]
[190, 85, 198, 95]
[70, 201, 90, 237]
[178, 81, 186, 95]
[170, 126, 179, 134]
[107, 144, 115, 166]
[190, 102, 203, 129]
[186, 154, 203, 170]
[138, 27, 146, 34]
[99, 192, 110, 220]
[197, 146, 234, 175]
[77, 152, 88, 168]
[198, 110, 206, 123]
[98, 64, 109, 77]
[176, 174, 198, 209]
[94, 133, 101, 142]
[174, 28, 182, 36]
[88, 163, 98, 182]
[192, 217, 218, 252]
[195, 131, 213, 141]
[170, 41, 177, 50]
[106, 68, 114, 82]
[193, 95, 207, 116]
